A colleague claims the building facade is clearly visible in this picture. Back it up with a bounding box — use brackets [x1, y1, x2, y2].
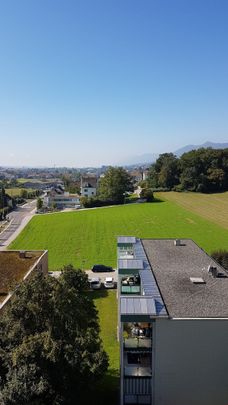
[117, 237, 228, 405]
[80, 176, 97, 197]
[43, 187, 80, 209]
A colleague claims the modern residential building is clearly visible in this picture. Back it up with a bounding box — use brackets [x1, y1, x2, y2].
[117, 237, 228, 405]
[80, 176, 97, 197]
[43, 186, 80, 209]
[0, 250, 48, 313]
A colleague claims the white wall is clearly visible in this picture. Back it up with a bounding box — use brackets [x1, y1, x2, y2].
[154, 319, 228, 405]
[81, 187, 96, 197]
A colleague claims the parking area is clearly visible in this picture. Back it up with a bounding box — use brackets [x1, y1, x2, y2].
[48, 269, 118, 283]
[85, 269, 118, 283]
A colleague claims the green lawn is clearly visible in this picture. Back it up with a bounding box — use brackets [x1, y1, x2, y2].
[91, 290, 119, 405]
[10, 200, 228, 270]
[6, 188, 35, 197]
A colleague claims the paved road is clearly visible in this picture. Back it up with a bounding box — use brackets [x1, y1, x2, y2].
[0, 200, 37, 250]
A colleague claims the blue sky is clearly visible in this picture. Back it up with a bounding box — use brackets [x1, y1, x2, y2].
[0, 0, 227, 167]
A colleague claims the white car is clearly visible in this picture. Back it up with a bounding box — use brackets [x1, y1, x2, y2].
[89, 277, 102, 290]
[104, 277, 115, 289]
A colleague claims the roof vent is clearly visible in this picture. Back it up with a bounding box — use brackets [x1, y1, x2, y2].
[207, 265, 218, 278]
[190, 277, 205, 284]
[174, 239, 181, 246]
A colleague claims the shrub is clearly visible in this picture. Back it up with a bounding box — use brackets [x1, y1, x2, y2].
[211, 250, 228, 270]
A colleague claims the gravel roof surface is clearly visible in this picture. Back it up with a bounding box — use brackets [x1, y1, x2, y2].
[142, 239, 228, 318]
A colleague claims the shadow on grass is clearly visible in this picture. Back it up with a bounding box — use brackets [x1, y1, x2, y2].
[91, 288, 109, 299]
[78, 369, 119, 405]
[152, 196, 165, 203]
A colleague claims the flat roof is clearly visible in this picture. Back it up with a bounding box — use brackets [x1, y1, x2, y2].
[142, 239, 228, 318]
[118, 259, 144, 270]
[0, 251, 43, 303]
[121, 296, 156, 316]
[118, 236, 136, 244]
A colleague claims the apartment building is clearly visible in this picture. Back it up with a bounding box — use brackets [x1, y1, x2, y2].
[117, 237, 228, 405]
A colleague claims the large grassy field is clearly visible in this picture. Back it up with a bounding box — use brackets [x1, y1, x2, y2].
[157, 191, 228, 230]
[6, 188, 34, 197]
[10, 199, 228, 270]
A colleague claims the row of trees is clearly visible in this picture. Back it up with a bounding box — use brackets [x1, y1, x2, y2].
[147, 148, 228, 193]
[0, 267, 108, 404]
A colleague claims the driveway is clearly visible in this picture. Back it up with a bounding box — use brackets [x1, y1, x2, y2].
[85, 269, 117, 283]
[49, 269, 118, 283]
[0, 200, 37, 250]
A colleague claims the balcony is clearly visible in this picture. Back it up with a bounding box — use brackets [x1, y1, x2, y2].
[121, 275, 140, 295]
[124, 337, 152, 350]
[118, 247, 134, 260]
[124, 352, 152, 377]
[124, 366, 152, 377]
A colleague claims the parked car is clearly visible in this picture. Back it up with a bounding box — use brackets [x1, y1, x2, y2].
[104, 277, 115, 289]
[92, 264, 113, 272]
[89, 277, 102, 290]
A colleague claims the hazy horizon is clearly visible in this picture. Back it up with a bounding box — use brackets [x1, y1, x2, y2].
[0, 0, 228, 167]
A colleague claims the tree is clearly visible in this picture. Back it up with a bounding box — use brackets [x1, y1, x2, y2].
[0, 268, 108, 404]
[36, 197, 43, 210]
[20, 189, 28, 199]
[211, 250, 228, 270]
[98, 167, 134, 204]
[140, 188, 154, 202]
[147, 153, 179, 189]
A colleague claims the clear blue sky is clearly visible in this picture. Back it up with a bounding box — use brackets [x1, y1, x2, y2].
[0, 0, 227, 167]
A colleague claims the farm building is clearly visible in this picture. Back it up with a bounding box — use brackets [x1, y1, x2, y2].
[118, 237, 228, 405]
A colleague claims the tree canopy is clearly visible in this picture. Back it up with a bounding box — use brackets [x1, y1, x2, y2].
[97, 167, 134, 203]
[147, 148, 228, 193]
[0, 266, 108, 404]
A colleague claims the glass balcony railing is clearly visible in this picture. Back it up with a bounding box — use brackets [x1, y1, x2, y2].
[124, 338, 152, 350]
[124, 366, 152, 377]
[121, 285, 141, 294]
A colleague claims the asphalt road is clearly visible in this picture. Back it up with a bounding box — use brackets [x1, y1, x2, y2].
[0, 200, 37, 250]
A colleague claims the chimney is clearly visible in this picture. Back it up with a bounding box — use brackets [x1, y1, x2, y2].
[208, 265, 218, 278]
[174, 239, 181, 246]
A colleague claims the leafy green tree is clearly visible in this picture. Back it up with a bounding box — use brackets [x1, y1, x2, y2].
[0, 269, 108, 404]
[140, 188, 154, 202]
[36, 197, 43, 210]
[98, 167, 134, 203]
[147, 154, 179, 189]
[20, 189, 28, 199]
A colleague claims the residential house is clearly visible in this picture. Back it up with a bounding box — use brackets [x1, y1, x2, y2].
[43, 186, 80, 209]
[80, 176, 97, 198]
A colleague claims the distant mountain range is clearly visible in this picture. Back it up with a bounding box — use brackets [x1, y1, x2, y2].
[174, 141, 228, 157]
[122, 142, 228, 166]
